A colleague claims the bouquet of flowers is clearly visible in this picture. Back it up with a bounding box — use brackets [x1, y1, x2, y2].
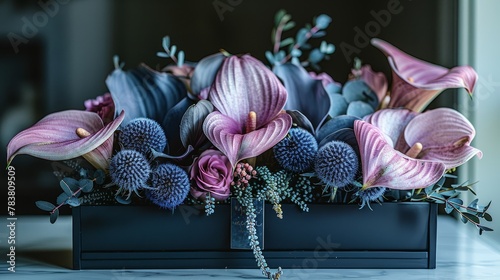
[6, 10, 492, 279]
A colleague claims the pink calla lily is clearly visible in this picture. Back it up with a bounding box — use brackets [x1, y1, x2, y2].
[363, 108, 418, 152]
[354, 120, 446, 190]
[371, 38, 478, 112]
[203, 55, 292, 167]
[404, 108, 483, 169]
[365, 108, 482, 169]
[7, 110, 125, 170]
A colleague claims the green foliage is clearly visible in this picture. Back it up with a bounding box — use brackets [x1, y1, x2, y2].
[266, 9, 334, 69]
[234, 183, 283, 280]
[36, 160, 108, 223]
[411, 174, 493, 235]
[157, 36, 186, 67]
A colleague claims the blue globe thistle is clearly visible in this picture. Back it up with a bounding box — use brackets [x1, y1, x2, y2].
[314, 141, 358, 188]
[109, 150, 151, 199]
[355, 187, 386, 210]
[119, 118, 167, 156]
[273, 128, 318, 173]
[146, 163, 190, 210]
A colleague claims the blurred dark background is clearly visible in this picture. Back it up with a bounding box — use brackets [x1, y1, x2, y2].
[1, 0, 459, 214]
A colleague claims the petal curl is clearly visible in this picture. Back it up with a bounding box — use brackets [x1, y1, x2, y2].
[204, 111, 292, 167]
[7, 110, 124, 167]
[404, 108, 483, 169]
[354, 120, 446, 190]
[209, 55, 288, 130]
[371, 38, 478, 112]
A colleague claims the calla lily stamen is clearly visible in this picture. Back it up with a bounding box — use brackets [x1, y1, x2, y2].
[76, 127, 91, 138]
[246, 111, 257, 133]
[405, 142, 423, 158]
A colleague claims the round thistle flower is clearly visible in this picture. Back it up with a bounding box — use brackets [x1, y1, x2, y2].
[119, 118, 167, 156]
[109, 150, 151, 198]
[273, 127, 318, 173]
[146, 163, 190, 210]
[314, 141, 358, 188]
[355, 186, 386, 210]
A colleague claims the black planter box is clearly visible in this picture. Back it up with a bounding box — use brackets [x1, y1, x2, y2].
[72, 202, 437, 269]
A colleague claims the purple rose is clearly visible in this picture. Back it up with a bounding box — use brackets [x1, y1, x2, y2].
[190, 149, 232, 201]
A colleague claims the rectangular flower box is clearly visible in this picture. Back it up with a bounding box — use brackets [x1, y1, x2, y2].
[72, 202, 437, 269]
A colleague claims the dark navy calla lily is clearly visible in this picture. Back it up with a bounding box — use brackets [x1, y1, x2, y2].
[273, 62, 330, 131]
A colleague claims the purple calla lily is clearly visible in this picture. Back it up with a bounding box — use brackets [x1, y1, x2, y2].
[371, 38, 478, 112]
[203, 55, 292, 167]
[404, 108, 483, 169]
[7, 110, 125, 170]
[354, 120, 446, 190]
[365, 108, 482, 169]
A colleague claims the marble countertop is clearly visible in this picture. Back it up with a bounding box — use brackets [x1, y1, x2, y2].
[1, 215, 500, 279]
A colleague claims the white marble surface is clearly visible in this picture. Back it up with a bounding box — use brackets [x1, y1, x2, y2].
[1, 215, 500, 279]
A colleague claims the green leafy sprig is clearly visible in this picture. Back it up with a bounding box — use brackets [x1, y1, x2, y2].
[36, 167, 106, 223]
[412, 174, 493, 235]
[156, 36, 185, 67]
[266, 9, 335, 70]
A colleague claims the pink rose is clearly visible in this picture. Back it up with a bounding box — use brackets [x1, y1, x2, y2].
[190, 149, 232, 201]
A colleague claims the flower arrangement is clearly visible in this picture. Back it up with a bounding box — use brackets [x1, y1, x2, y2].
[6, 10, 493, 279]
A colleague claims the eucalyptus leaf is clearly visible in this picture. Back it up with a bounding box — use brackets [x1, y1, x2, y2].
[170, 45, 177, 57]
[283, 21, 296, 31]
[50, 209, 59, 224]
[462, 212, 480, 224]
[94, 169, 105, 185]
[162, 36, 170, 50]
[315, 14, 332, 29]
[156, 52, 170, 58]
[56, 193, 70, 205]
[468, 198, 479, 211]
[308, 49, 324, 64]
[79, 178, 94, 193]
[295, 28, 308, 45]
[274, 9, 287, 26]
[311, 31, 326, 38]
[67, 197, 81, 207]
[477, 224, 493, 232]
[449, 197, 463, 206]
[265, 51, 276, 65]
[177, 50, 185, 66]
[444, 203, 453, 214]
[290, 48, 302, 58]
[484, 213, 493, 222]
[280, 37, 294, 47]
[60, 177, 79, 196]
[35, 201, 56, 212]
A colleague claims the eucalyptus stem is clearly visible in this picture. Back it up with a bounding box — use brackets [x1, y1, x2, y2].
[280, 26, 320, 64]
